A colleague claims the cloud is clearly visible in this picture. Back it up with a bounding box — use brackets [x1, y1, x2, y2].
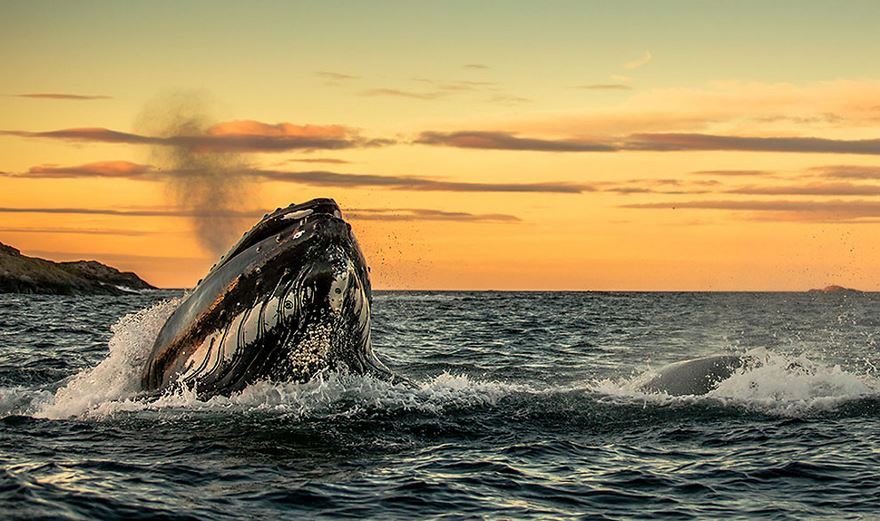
[0, 206, 261, 218]
[727, 182, 880, 196]
[249, 169, 588, 193]
[623, 50, 652, 70]
[285, 158, 351, 165]
[470, 80, 880, 139]
[416, 130, 880, 155]
[810, 165, 880, 180]
[14, 161, 157, 179]
[6, 160, 588, 193]
[347, 208, 518, 223]
[359, 88, 444, 100]
[487, 93, 531, 104]
[13, 93, 113, 100]
[415, 131, 616, 152]
[626, 133, 880, 155]
[576, 84, 632, 91]
[0, 206, 519, 224]
[622, 199, 880, 222]
[463, 64, 489, 70]
[0, 226, 154, 236]
[691, 169, 772, 177]
[598, 177, 717, 195]
[316, 71, 359, 81]
[0, 120, 392, 152]
[0, 127, 154, 144]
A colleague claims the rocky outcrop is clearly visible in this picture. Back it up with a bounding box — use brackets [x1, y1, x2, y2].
[807, 285, 862, 294]
[0, 242, 155, 295]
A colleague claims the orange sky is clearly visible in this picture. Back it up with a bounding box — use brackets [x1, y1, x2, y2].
[2, 2, 880, 290]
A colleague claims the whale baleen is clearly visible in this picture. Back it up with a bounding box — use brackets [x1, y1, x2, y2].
[141, 198, 393, 397]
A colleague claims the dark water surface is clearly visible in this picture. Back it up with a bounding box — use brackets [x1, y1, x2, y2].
[1, 291, 878, 520]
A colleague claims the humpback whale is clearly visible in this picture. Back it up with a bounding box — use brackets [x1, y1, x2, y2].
[639, 354, 747, 396]
[141, 198, 393, 398]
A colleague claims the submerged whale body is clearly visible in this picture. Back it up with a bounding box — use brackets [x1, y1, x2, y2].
[639, 354, 747, 396]
[141, 198, 393, 398]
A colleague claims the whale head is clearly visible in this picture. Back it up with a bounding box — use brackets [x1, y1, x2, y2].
[141, 198, 391, 397]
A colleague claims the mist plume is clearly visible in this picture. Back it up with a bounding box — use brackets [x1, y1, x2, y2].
[136, 92, 252, 256]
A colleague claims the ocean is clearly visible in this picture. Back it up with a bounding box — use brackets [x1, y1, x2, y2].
[0, 291, 878, 520]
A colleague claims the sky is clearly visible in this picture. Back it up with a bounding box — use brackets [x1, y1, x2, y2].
[2, 0, 880, 290]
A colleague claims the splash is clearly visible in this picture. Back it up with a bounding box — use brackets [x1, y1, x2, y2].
[20, 298, 525, 420]
[35, 298, 181, 419]
[591, 347, 878, 415]
[136, 91, 252, 255]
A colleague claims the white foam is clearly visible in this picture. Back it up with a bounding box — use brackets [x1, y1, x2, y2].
[35, 298, 180, 419]
[590, 347, 879, 415]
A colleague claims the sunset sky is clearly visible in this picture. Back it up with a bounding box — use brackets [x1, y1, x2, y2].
[2, 1, 880, 290]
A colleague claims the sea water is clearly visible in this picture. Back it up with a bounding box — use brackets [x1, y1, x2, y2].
[1, 291, 878, 519]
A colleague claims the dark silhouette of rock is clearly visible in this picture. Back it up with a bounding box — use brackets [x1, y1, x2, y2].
[807, 285, 862, 294]
[0, 241, 155, 295]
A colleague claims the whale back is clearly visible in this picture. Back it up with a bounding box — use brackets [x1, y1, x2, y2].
[640, 354, 745, 396]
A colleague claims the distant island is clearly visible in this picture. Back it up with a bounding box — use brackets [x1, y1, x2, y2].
[807, 285, 862, 294]
[0, 242, 155, 295]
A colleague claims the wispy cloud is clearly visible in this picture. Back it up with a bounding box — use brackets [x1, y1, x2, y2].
[316, 71, 359, 81]
[576, 84, 632, 91]
[5, 160, 588, 193]
[622, 199, 880, 222]
[359, 88, 445, 100]
[463, 63, 489, 70]
[809, 165, 880, 180]
[727, 182, 880, 196]
[0, 206, 519, 224]
[487, 93, 531, 104]
[626, 133, 880, 155]
[250, 169, 588, 193]
[285, 158, 351, 165]
[13, 93, 112, 100]
[692, 169, 772, 177]
[416, 130, 880, 155]
[347, 208, 518, 223]
[0, 226, 155, 236]
[415, 131, 616, 152]
[623, 50, 652, 70]
[0, 206, 261, 218]
[13, 161, 158, 179]
[0, 120, 393, 152]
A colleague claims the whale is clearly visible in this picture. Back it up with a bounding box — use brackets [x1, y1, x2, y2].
[140, 198, 394, 398]
[639, 354, 748, 396]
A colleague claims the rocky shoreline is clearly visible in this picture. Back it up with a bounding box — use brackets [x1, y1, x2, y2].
[0, 242, 155, 295]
